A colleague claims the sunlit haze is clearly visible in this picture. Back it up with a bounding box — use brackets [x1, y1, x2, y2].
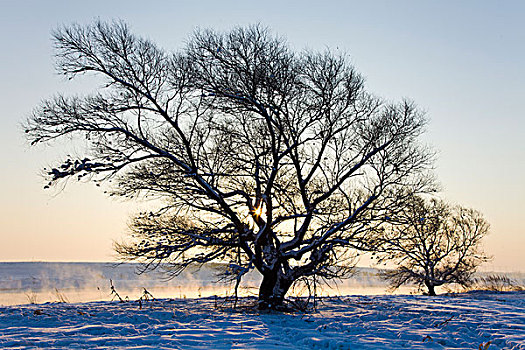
[0, 1, 523, 271]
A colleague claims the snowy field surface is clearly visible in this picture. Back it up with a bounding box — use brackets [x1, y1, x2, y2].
[1, 263, 524, 349]
[0, 292, 524, 349]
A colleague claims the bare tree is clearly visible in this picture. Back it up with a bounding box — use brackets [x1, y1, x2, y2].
[25, 20, 434, 309]
[374, 196, 490, 296]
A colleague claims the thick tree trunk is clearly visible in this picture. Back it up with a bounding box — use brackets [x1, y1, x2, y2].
[258, 270, 292, 310]
[424, 280, 436, 296]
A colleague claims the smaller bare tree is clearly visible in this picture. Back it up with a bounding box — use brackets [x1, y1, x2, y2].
[374, 196, 490, 296]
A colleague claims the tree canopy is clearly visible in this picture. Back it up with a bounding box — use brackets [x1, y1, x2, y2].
[25, 21, 435, 309]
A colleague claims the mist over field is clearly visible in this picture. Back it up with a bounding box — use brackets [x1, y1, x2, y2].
[1, 262, 523, 307]
[0, 262, 393, 306]
[0, 262, 415, 306]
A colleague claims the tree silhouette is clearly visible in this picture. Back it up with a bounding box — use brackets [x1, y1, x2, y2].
[25, 21, 434, 309]
[374, 196, 490, 296]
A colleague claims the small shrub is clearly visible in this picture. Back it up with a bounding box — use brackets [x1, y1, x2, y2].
[109, 279, 125, 302]
[54, 288, 69, 303]
[467, 274, 524, 292]
[138, 288, 155, 309]
[25, 291, 38, 304]
[479, 341, 492, 350]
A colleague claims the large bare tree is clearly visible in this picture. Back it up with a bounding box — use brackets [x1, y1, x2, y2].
[25, 21, 434, 309]
[374, 196, 490, 296]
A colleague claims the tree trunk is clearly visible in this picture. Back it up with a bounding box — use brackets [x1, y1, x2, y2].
[424, 280, 436, 296]
[258, 269, 292, 310]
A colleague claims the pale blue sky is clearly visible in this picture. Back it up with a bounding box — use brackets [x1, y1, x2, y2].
[1, 0, 523, 270]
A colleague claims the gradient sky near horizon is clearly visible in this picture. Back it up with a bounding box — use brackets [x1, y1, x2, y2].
[0, 0, 523, 271]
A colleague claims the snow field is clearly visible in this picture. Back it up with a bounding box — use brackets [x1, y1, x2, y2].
[0, 291, 523, 349]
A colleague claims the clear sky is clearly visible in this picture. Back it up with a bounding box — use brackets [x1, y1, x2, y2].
[0, 0, 523, 271]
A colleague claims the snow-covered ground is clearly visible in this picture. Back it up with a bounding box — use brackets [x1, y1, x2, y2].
[1, 263, 524, 349]
[0, 292, 523, 349]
